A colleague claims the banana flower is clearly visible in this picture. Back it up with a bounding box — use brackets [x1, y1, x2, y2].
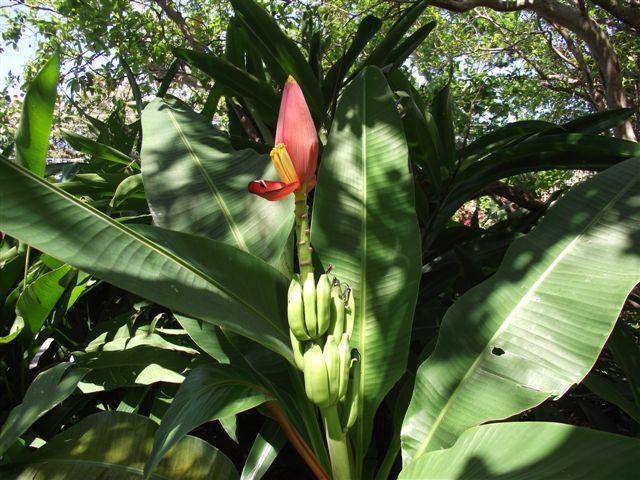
[248, 76, 318, 201]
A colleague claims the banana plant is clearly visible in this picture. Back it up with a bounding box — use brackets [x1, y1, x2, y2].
[2, 2, 640, 476]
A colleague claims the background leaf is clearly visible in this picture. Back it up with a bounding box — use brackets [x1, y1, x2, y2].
[5, 411, 238, 479]
[174, 48, 278, 127]
[15, 53, 59, 177]
[144, 363, 270, 478]
[229, 0, 324, 119]
[15, 264, 75, 338]
[63, 130, 134, 168]
[240, 418, 286, 480]
[0, 363, 89, 457]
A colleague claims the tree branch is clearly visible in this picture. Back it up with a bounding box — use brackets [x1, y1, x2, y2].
[427, 0, 637, 140]
[151, 0, 203, 51]
[592, 0, 640, 32]
[479, 180, 546, 210]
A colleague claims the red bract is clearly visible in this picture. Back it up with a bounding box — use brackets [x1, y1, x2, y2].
[248, 76, 318, 201]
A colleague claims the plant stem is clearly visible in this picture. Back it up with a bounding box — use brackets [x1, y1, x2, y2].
[266, 401, 330, 480]
[322, 405, 352, 480]
[294, 190, 313, 279]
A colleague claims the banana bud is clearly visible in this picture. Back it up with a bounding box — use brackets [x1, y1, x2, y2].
[303, 344, 332, 408]
[344, 288, 355, 338]
[337, 333, 350, 400]
[342, 349, 361, 432]
[302, 272, 319, 338]
[315, 273, 332, 338]
[290, 329, 306, 371]
[324, 335, 341, 404]
[288, 278, 310, 341]
[329, 286, 345, 338]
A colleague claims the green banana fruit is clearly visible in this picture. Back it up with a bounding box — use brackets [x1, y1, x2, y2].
[324, 335, 341, 404]
[302, 272, 319, 338]
[344, 287, 355, 338]
[290, 329, 306, 371]
[315, 273, 332, 338]
[288, 278, 310, 341]
[329, 286, 345, 338]
[342, 349, 361, 431]
[337, 333, 350, 400]
[303, 344, 332, 408]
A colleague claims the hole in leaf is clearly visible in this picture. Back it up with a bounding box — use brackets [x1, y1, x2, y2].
[492, 347, 505, 356]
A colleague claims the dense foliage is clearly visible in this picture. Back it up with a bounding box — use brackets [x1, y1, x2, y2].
[1, 1, 639, 478]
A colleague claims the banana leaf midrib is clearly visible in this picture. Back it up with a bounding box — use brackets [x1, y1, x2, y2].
[166, 108, 250, 253]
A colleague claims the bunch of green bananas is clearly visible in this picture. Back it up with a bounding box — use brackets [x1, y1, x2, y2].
[287, 271, 360, 430]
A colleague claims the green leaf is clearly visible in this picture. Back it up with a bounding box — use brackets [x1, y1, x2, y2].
[322, 15, 382, 105]
[174, 48, 279, 126]
[145, 363, 270, 478]
[15, 53, 59, 177]
[58, 172, 131, 198]
[608, 320, 640, 405]
[63, 130, 135, 167]
[399, 422, 640, 479]
[240, 419, 286, 480]
[5, 411, 238, 479]
[74, 342, 194, 393]
[430, 82, 456, 175]
[156, 58, 181, 98]
[430, 134, 640, 240]
[15, 264, 75, 338]
[141, 97, 294, 263]
[398, 94, 442, 189]
[0, 363, 89, 457]
[0, 157, 292, 361]
[310, 66, 421, 473]
[402, 158, 640, 461]
[387, 21, 436, 73]
[583, 372, 640, 424]
[110, 173, 144, 208]
[562, 108, 635, 135]
[229, 0, 324, 119]
[460, 120, 557, 166]
[361, 1, 428, 69]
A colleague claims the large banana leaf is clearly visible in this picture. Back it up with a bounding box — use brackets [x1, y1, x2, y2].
[15, 53, 59, 177]
[4, 412, 237, 479]
[311, 66, 422, 474]
[399, 422, 640, 479]
[401, 157, 640, 462]
[0, 157, 292, 361]
[141, 97, 293, 263]
[460, 120, 557, 165]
